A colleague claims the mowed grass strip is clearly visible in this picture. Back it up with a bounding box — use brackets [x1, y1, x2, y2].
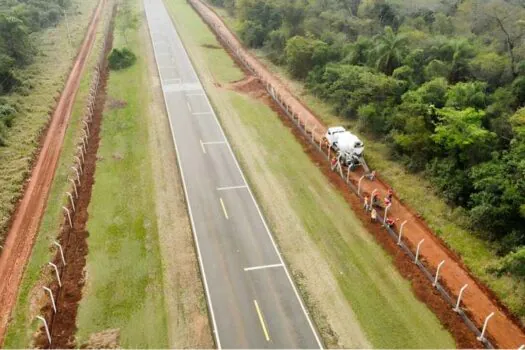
[0, 0, 100, 241]
[3, 0, 109, 347]
[75, 1, 168, 347]
[164, 0, 455, 348]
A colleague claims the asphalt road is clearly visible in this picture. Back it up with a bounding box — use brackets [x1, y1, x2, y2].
[144, 0, 322, 348]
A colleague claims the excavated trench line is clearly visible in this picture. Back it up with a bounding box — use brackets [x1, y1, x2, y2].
[187, 0, 525, 348]
[34, 8, 115, 349]
[0, 0, 106, 344]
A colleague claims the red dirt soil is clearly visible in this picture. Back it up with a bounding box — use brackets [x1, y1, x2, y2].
[190, 0, 525, 348]
[0, 0, 105, 344]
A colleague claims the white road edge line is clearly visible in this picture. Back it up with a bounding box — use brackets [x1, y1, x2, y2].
[244, 263, 283, 271]
[200, 139, 206, 154]
[219, 197, 229, 219]
[216, 185, 248, 191]
[144, 2, 222, 348]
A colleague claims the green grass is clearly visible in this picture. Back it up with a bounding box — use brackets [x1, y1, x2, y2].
[75, 1, 168, 347]
[0, 0, 100, 242]
[164, 0, 455, 348]
[212, 3, 525, 323]
[3, 1, 109, 347]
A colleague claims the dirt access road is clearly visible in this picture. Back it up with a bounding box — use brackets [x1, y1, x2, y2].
[189, 0, 525, 348]
[0, 0, 105, 343]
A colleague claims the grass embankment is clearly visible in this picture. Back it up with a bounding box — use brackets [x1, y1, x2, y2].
[0, 0, 100, 242]
[3, 0, 109, 347]
[212, 5, 525, 323]
[75, 1, 168, 347]
[164, 0, 455, 348]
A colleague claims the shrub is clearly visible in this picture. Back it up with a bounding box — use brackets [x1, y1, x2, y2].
[108, 48, 136, 70]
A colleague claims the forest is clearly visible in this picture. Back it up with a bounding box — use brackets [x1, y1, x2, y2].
[0, 0, 71, 145]
[210, 0, 525, 278]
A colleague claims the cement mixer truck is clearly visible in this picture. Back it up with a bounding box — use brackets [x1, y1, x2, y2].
[324, 126, 369, 171]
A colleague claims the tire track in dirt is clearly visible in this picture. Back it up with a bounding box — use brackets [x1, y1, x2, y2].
[0, 0, 105, 344]
[188, 1, 525, 347]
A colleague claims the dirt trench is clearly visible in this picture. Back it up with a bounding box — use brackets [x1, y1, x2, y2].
[33, 11, 114, 350]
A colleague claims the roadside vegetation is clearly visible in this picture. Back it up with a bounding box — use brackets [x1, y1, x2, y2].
[209, 0, 525, 322]
[0, 0, 99, 243]
[75, 0, 168, 346]
[164, 0, 455, 347]
[3, 0, 107, 347]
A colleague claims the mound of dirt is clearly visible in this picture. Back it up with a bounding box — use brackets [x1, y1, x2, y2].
[228, 76, 266, 99]
[80, 329, 120, 349]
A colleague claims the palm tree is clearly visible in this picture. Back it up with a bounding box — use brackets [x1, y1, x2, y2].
[374, 26, 408, 75]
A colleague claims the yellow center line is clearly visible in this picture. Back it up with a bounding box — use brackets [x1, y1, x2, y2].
[219, 197, 229, 219]
[254, 299, 270, 342]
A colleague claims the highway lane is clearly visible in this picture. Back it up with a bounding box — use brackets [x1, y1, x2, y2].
[144, 0, 322, 348]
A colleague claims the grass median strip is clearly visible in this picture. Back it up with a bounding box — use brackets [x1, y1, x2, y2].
[164, 0, 455, 348]
[75, 1, 168, 347]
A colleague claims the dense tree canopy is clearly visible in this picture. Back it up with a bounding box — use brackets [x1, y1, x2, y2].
[214, 0, 525, 256]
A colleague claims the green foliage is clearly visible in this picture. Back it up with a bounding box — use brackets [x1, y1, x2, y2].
[373, 26, 408, 75]
[285, 36, 329, 79]
[108, 48, 137, 70]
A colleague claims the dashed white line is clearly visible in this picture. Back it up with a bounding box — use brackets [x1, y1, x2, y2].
[186, 101, 192, 112]
[244, 263, 283, 271]
[202, 141, 226, 145]
[219, 197, 229, 219]
[200, 139, 206, 154]
[216, 185, 248, 191]
[192, 111, 213, 116]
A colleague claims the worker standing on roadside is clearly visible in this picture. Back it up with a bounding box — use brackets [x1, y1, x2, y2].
[363, 195, 369, 211]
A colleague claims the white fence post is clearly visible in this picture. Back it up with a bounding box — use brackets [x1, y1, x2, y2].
[383, 203, 392, 224]
[454, 284, 468, 312]
[415, 239, 425, 264]
[311, 126, 316, 142]
[63, 206, 72, 227]
[71, 166, 80, 183]
[397, 220, 408, 245]
[43, 287, 57, 313]
[66, 192, 75, 212]
[433, 260, 445, 287]
[53, 241, 66, 266]
[477, 312, 495, 342]
[518, 345, 525, 350]
[48, 262, 61, 287]
[357, 175, 365, 195]
[36, 316, 51, 345]
[74, 156, 82, 173]
[77, 146, 85, 163]
[82, 121, 90, 136]
[69, 179, 78, 198]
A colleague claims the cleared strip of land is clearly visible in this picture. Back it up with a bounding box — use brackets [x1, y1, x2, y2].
[163, 0, 455, 348]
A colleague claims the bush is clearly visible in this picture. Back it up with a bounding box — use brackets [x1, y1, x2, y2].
[108, 48, 136, 70]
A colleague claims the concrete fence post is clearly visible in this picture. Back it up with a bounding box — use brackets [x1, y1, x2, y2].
[415, 239, 425, 264]
[63, 206, 72, 227]
[66, 192, 75, 212]
[74, 156, 82, 173]
[71, 167, 80, 183]
[82, 121, 90, 135]
[397, 220, 408, 245]
[518, 345, 525, 350]
[43, 287, 57, 313]
[454, 284, 468, 312]
[347, 167, 351, 183]
[433, 260, 445, 287]
[383, 204, 392, 224]
[48, 262, 61, 287]
[357, 175, 365, 195]
[311, 126, 316, 142]
[69, 178, 78, 198]
[77, 146, 85, 162]
[36, 316, 51, 345]
[53, 241, 66, 266]
[477, 312, 495, 342]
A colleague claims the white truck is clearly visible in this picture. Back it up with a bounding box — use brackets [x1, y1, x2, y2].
[324, 126, 367, 170]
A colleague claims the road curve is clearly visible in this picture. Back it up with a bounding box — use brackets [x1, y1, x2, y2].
[0, 0, 105, 344]
[144, 0, 322, 348]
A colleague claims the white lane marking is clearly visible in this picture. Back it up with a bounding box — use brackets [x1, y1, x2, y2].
[186, 92, 205, 97]
[200, 139, 206, 154]
[244, 263, 283, 271]
[216, 185, 248, 191]
[254, 300, 271, 342]
[201, 141, 226, 145]
[163, 78, 181, 84]
[186, 101, 192, 112]
[144, 3, 222, 348]
[219, 197, 229, 219]
[192, 111, 213, 116]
